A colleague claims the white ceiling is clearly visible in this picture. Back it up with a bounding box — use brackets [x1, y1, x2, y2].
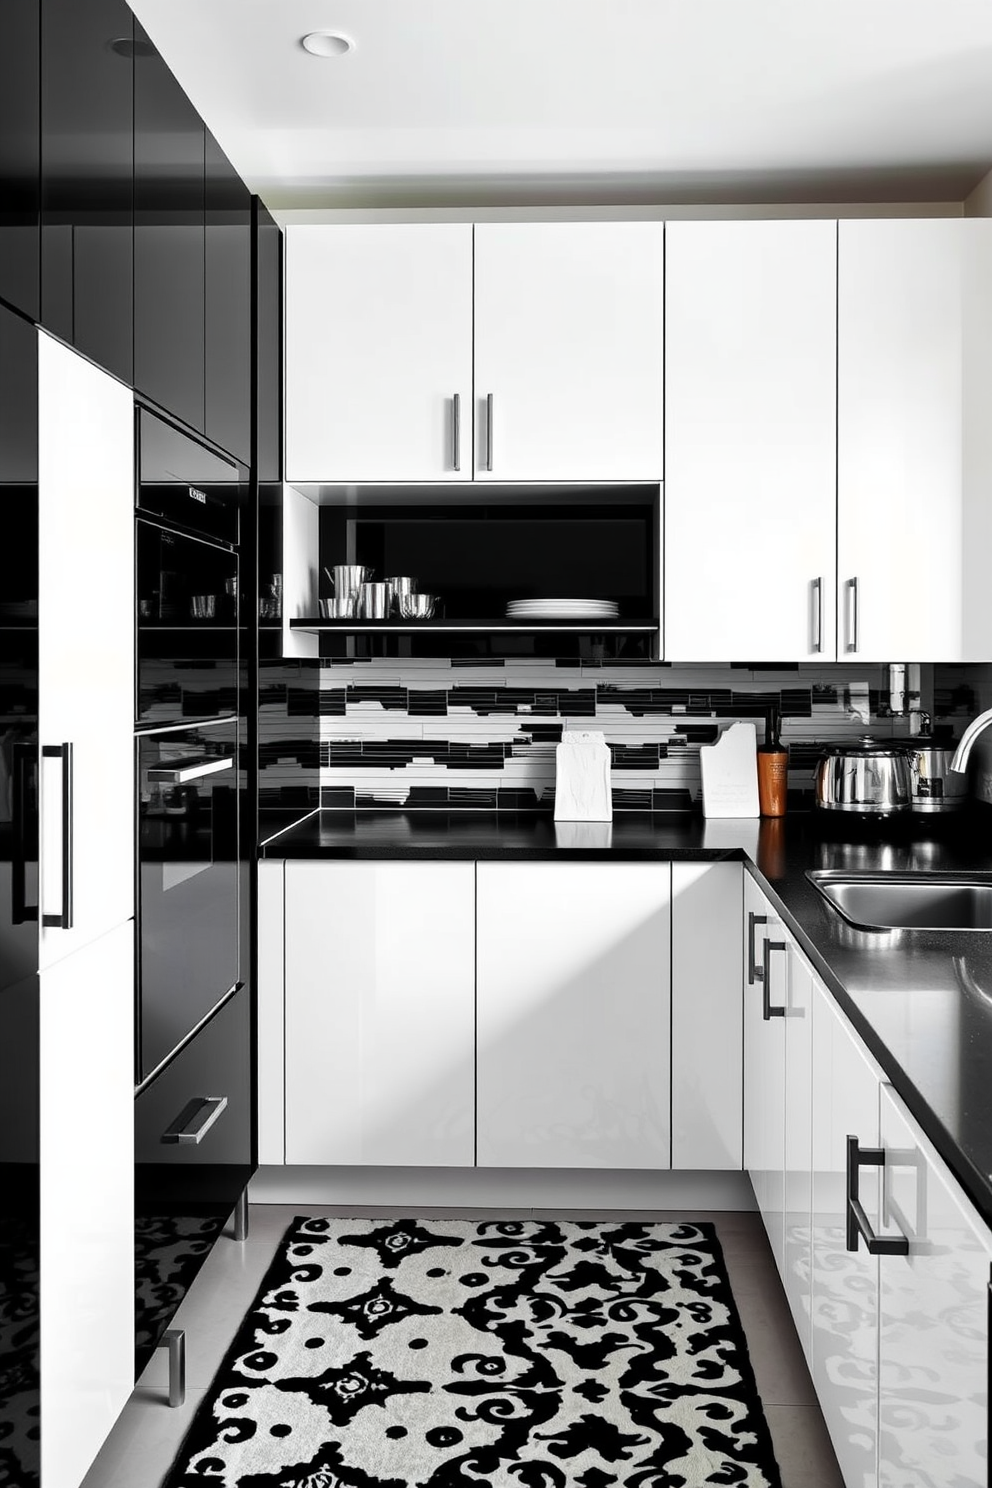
[127, 0, 992, 210]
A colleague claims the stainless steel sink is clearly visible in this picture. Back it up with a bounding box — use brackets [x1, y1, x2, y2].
[806, 871, 992, 931]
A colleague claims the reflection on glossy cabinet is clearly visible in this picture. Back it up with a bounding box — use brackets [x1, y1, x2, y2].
[743, 877, 785, 1269]
[476, 862, 671, 1169]
[810, 979, 883, 1488]
[878, 1085, 992, 1488]
[665, 220, 837, 661]
[838, 218, 992, 661]
[285, 225, 473, 482]
[40, 919, 133, 1488]
[284, 862, 475, 1166]
[671, 862, 743, 1169]
[205, 129, 251, 462]
[783, 948, 813, 1357]
[473, 222, 664, 482]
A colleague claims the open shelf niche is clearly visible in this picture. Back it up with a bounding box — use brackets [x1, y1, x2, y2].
[280, 481, 663, 662]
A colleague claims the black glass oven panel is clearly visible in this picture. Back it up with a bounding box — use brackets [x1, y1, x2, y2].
[137, 409, 240, 546]
[137, 722, 239, 1081]
[136, 521, 237, 726]
[134, 986, 251, 1375]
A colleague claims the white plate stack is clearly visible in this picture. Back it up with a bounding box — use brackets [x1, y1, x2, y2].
[506, 598, 619, 620]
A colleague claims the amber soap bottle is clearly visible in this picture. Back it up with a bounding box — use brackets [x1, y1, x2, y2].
[757, 705, 789, 817]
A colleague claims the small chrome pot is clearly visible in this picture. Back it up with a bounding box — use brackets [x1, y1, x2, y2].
[814, 738, 912, 816]
[905, 739, 967, 813]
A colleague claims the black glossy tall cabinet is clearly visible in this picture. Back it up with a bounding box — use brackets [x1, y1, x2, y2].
[0, 0, 41, 321]
[41, 0, 135, 385]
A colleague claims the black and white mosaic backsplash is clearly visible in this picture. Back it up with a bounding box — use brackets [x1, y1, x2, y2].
[306, 659, 913, 812]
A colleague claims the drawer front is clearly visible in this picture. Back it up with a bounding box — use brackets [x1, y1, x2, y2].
[135, 986, 250, 1169]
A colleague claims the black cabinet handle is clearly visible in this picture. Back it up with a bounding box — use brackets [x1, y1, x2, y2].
[762, 939, 788, 1020]
[11, 742, 37, 924]
[747, 911, 767, 984]
[846, 1134, 909, 1255]
[161, 1095, 228, 1145]
[41, 742, 73, 930]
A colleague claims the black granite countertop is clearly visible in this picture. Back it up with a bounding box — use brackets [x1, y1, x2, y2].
[259, 806, 992, 1231]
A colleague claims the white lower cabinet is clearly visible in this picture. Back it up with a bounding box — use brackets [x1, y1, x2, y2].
[283, 861, 476, 1166]
[40, 920, 134, 1488]
[671, 862, 743, 1169]
[809, 979, 888, 1488]
[782, 946, 813, 1357]
[743, 876, 786, 1270]
[878, 1086, 992, 1488]
[476, 863, 671, 1168]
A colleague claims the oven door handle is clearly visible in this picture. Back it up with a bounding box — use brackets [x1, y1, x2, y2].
[161, 1095, 229, 1145]
[11, 741, 38, 924]
[147, 757, 234, 785]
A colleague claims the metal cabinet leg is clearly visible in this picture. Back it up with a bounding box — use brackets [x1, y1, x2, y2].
[233, 1188, 249, 1242]
[163, 1328, 186, 1408]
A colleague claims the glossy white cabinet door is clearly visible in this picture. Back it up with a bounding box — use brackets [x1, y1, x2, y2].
[257, 859, 285, 1165]
[285, 225, 473, 482]
[838, 218, 992, 661]
[743, 877, 785, 1269]
[671, 862, 743, 1169]
[783, 945, 813, 1360]
[284, 862, 475, 1166]
[810, 979, 884, 1488]
[476, 863, 671, 1168]
[40, 920, 134, 1488]
[878, 1085, 992, 1488]
[473, 223, 665, 481]
[665, 220, 837, 661]
[38, 334, 134, 971]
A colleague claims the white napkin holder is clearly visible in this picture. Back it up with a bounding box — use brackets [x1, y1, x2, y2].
[554, 730, 613, 822]
[699, 721, 760, 819]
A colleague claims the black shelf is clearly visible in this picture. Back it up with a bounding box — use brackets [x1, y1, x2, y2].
[290, 617, 658, 635]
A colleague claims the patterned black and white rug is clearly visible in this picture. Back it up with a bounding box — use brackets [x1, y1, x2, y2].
[163, 1216, 782, 1488]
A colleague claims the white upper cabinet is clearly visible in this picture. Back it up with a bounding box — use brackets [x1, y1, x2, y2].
[473, 223, 665, 481]
[665, 220, 837, 661]
[476, 862, 671, 1169]
[838, 218, 992, 662]
[38, 334, 134, 970]
[285, 224, 473, 483]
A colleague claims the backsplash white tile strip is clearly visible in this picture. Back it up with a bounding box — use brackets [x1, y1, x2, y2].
[314, 660, 912, 810]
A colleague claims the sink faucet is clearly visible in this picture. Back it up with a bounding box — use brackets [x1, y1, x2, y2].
[950, 708, 992, 773]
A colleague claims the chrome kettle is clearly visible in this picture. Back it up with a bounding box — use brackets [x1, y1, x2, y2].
[814, 737, 912, 816]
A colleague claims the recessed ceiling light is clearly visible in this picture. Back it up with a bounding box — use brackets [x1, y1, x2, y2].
[301, 31, 354, 58]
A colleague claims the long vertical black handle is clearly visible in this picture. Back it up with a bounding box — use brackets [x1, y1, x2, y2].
[763, 939, 788, 1020]
[11, 742, 38, 924]
[41, 742, 73, 930]
[747, 912, 767, 984]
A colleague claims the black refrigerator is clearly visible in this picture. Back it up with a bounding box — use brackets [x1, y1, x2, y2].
[133, 407, 254, 1377]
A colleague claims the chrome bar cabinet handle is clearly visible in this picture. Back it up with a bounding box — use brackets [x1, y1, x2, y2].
[811, 577, 823, 654]
[845, 1135, 909, 1255]
[161, 1095, 229, 1145]
[486, 392, 494, 472]
[452, 393, 461, 472]
[747, 912, 767, 985]
[41, 742, 73, 930]
[762, 939, 788, 1020]
[846, 577, 860, 653]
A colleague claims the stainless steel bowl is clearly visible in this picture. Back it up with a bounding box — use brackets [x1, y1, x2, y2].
[814, 737, 912, 815]
[397, 592, 437, 620]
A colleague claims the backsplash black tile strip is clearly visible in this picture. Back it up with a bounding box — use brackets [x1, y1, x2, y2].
[292, 658, 921, 814]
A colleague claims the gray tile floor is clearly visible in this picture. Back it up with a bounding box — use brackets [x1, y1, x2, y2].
[81, 1206, 844, 1488]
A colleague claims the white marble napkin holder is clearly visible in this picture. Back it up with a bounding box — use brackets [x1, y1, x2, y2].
[554, 730, 613, 822]
[699, 721, 760, 819]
